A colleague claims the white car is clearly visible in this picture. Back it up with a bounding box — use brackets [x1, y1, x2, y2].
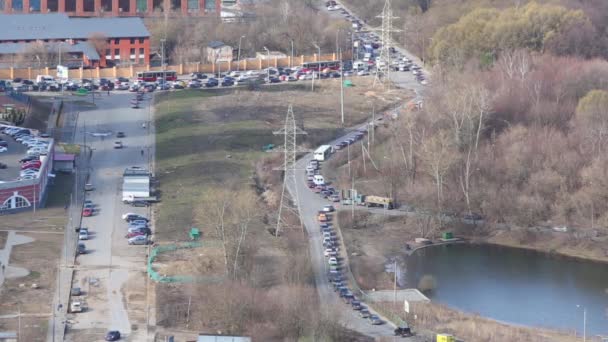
[328, 257, 338, 265]
[0, 146, 6, 153]
[324, 249, 337, 257]
[20, 170, 39, 176]
[79, 230, 89, 240]
[356, 70, 370, 76]
[322, 205, 335, 212]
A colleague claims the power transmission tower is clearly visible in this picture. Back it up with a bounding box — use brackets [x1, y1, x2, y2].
[374, 0, 400, 88]
[271, 105, 308, 236]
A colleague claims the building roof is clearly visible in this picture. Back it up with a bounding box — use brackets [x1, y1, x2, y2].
[208, 40, 226, 49]
[0, 13, 149, 41]
[0, 41, 100, 60]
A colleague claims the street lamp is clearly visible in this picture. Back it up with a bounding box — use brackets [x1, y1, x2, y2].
[263, 46, 270, 80]
[237, 35, 245, 72]
[290, 39, 294, 68]
[577, 305, 587, 342]
[160, 38, 166, 81]
[312, 42, 320, 91]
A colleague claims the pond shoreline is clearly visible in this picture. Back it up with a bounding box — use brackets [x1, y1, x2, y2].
[405, 232, 608, 265]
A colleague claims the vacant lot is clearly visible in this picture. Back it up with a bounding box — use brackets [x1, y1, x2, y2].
[153, 79, 410, 338]
[0, 173, 71, 341]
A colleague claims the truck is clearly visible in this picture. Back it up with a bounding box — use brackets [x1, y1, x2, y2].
[122, 194, 157, 204]
[122, 166, 156, 203]
[341, 189, 365, 206]
[341, 189, 394, 209]
[365, 195, 394, 209]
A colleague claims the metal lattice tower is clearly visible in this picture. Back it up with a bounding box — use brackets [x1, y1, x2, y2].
[271, 105, 308, 236]
[374, 0, 400, 88]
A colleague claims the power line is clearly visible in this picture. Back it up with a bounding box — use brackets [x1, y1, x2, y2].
[374, 0, 400, 88]
[270, 104, 309, 236]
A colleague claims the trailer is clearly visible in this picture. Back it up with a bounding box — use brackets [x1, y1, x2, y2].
[365, 195, 394, 209]
[122, 166, 153, 202]
[341, 190, 393, 209]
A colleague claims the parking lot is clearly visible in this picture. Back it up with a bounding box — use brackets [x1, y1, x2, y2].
[0, 132, 28, 182]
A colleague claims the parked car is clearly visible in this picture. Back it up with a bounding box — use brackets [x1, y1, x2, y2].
[130, 200, 149, 207]
[394, 326, 413, 337]
[105, 330, 121, 341]
[116, 132, 125, 138]
[369, 314, 383, 325]
[77, 242, 86, 254]
[359, 308, 371, 318]
[82, 208, 93, 217]
[128, 235, 149, 245]
[79, 229, 89, 240]
[113, 141, 123, 149]
[122, 213, 148, 222]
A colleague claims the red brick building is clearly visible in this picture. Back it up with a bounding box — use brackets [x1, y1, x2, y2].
[0, 0, 220, 16]
[0, 140, 53, 212]
[0, 13, 150, 67]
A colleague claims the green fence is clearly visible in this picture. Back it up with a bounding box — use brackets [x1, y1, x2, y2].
[147, 242, 223, 283]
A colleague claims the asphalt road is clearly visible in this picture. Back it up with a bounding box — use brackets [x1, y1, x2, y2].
[63, 92, 153, 341]
[285, 2, 429, 339]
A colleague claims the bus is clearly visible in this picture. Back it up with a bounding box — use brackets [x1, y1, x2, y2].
[136, 71, 177, 82]
[313, 145, 332, 161]
[301, 61, 341, 72]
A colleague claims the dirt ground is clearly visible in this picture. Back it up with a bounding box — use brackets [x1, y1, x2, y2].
[377, 301, 579, 342]
[0, 232, 62, 341]
[153, 79, 411, 337]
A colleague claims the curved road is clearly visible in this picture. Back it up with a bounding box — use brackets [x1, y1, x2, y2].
[287, 1, 429, 339]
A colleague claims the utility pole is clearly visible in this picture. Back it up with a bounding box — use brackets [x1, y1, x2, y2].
[270, 105, 309, 235]
[291, 40, 294, 68]
[373, 0, 400, 88]
[263, 46, 270, 80]
[340, 48, 344, 125]
[312, 43, 320, 92]
[237, 35, 245, 72]
[160, 39, 166, 82]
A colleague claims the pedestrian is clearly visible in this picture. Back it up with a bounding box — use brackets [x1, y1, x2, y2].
[141, 149, 144, 156]
[107, 89, 110, 96]
[2, 264, 5, 273]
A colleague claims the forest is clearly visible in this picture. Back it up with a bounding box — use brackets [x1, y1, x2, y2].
[333, 1, 608, 231]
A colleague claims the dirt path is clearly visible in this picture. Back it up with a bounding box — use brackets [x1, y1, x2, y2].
[0, 231, 35, 288]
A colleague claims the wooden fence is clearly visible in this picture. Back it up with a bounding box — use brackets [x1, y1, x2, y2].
[0, 53, 339, 80]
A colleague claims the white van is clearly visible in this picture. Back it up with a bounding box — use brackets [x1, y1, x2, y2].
[353, 61, 366, 71]
[36, 75, 54, 83]
[313, 175, 325, 185]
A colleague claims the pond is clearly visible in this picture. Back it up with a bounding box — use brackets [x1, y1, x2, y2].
[405, 244, 608, 335]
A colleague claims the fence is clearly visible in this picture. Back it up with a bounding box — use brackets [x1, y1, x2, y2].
[147, 242, 224, 284]
[0, 53, 341, 80]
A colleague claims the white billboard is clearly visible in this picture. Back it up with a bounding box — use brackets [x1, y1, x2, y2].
[56, 65, 68, 82]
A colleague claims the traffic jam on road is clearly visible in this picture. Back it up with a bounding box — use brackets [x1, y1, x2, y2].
[305, 123, 395, 328]
[325, 0, 427, 86]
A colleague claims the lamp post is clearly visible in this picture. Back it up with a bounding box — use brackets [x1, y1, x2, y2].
[160, 39, 166, 81]
[577, 305, 587, 342]
[335, 29, 340, 55]
[290, 39, 294, 68]
[263, 46, 270, 81]
[312, 42, 320, 91]
[237, 35, 245, 72]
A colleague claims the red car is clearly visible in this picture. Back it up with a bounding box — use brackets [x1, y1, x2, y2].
[21, 162, 41, 170]
[82, 208, 93, 217]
